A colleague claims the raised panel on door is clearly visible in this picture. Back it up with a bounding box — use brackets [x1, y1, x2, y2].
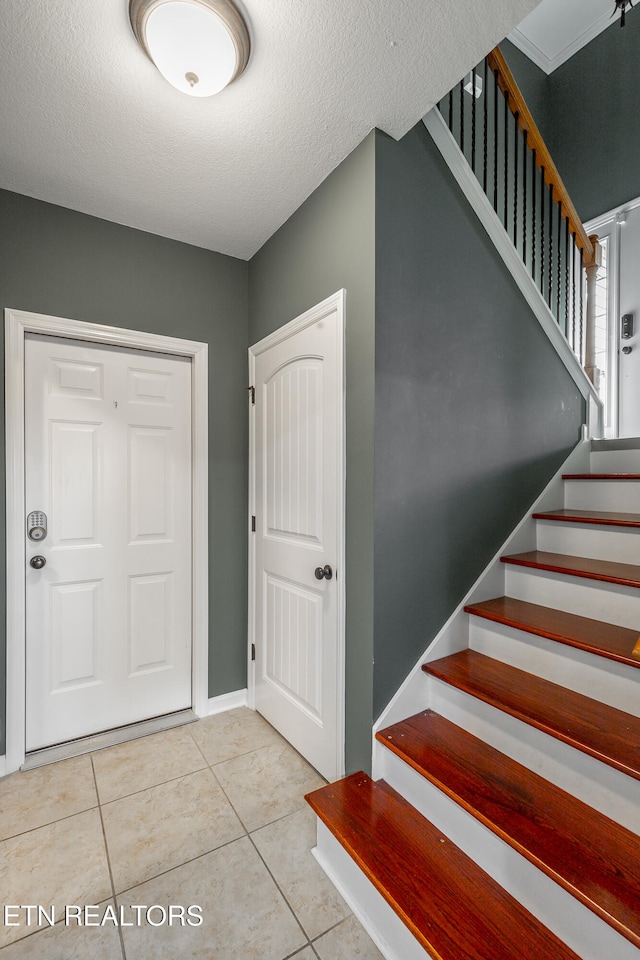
[264, 573, 323, 720]
[49, 579, 103, 691]
[25, 335, 192, 751]
[128, 426, 173, 542]
[50, 422, 101, 544]
[264, 360, 323, 544]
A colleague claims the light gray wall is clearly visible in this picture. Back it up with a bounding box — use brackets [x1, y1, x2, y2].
[0, 188, 249, 754]
[248, 133, 376, 774]
[373, 124, 584, 716]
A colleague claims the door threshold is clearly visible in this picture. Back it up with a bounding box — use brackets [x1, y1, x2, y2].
[22, 709, 197, 770]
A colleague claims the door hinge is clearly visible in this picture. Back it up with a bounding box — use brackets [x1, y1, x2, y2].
[247, 385, 255, 405]
[251, 643, 256, 661]
[251, 515, 256, 532]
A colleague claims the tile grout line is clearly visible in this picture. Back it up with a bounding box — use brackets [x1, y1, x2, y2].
[0, 801, 101, 843]
[310, 915, 351, 945]
[247, 831, 313, 951]
[206, 764, 251, 834]
[196, 741, 315, 953]
[91, 756, 127, 960]
[111, 833, 251, 898]
[94, 762, 209, 806]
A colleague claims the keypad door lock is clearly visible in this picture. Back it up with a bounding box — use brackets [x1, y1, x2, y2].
[27, 511, 47, 542]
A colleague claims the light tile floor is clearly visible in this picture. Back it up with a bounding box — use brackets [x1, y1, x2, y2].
[0, 708, 384, 959]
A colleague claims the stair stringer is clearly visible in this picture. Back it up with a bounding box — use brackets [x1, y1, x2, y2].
[372, 437, 590, 752]
[422, 107, 603, 439]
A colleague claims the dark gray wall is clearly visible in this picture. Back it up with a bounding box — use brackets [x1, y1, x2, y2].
[546, 8, 640, 221]
[0, 189, 249, 754]
[373, 124, 584, 716]
[249, 134, 376, 775]
[500, 40, 552, 143]
[504, 8, 640, 221]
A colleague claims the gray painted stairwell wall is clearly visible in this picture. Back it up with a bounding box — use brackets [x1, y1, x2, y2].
[373, 124, 584, 717]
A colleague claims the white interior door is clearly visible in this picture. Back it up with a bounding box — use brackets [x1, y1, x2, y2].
[251, 292, 345, 781]
[25, 334, 192, 751]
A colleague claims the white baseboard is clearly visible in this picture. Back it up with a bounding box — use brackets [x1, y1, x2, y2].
[0, 755, 6, 779]
[207, 689, 248, 715]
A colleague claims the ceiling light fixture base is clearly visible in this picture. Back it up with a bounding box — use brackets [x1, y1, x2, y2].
[129, 0, 251, 96]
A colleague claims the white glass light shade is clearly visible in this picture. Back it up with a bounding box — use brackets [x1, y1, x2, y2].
[130, 0, 250, 97]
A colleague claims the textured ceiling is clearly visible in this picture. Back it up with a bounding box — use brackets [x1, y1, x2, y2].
[510, 0, 626, 73]
[0, 0, 540, 259]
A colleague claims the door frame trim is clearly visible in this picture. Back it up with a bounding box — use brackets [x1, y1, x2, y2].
[4, 307, 209, 773]
[247, 289, 346, 778]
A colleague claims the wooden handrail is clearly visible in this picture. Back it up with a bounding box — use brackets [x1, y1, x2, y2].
[487, 47, 596, 268]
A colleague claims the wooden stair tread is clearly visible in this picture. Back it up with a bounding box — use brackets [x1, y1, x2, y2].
[464, 596, 640, 668]
[532, 508, 640, 527]
[376, 710, 640, 947]
[305, 772, 582, 960]
[502, 550, 640, 588]
[423, 650, 640, 779]
[563, 473, 640, 480]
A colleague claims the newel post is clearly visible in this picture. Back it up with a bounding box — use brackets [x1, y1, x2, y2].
[584, 234, 602, 388]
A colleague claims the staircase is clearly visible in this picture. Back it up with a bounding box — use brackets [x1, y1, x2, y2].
[306, 439, 640, 960]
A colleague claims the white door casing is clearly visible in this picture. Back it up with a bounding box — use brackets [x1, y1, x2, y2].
[5, 309, 208, 773]
[617, 203, 640, 437]
[586, 196, 640, 438]
[248, 290, 346, 782]
[24, 335, 192, 750]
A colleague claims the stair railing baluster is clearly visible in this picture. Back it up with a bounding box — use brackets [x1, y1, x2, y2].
[513, 111, 519, 247]
[571, 230, 580, 357]
[503, 89, 509, 228]
[483, 59, 489, 195]
[564, 216, 570, 336]
[522, 128, 527, 266]
[556, 201, 562, 325]
[493, 68, 499, 211]
[471, 67, 477, 175]
[460, 78, 465, 157]
[540, 166, 545, 297]
[531, 147, 536, 284]
[531, 147, 538, 283]
[579, 246, 585, 363]
[548, 183, 553, 310]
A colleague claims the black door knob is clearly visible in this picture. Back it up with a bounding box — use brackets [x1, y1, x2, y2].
[30, 555, 46, 569]
[314, 564, 333, 581]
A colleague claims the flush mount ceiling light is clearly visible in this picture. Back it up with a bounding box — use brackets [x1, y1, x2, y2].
[129, 0, 250, 97]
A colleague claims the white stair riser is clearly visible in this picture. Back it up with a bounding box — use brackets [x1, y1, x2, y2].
[468, 619, 640, 717]
[505, 565, 640, 630]
[536, 519, 640, 564]
[378, 749, 640, 960]
[563, 479, 640, 513]
[427, 677, 640, 833]
[313, 822, 428, 960]
[590, 449, 640, 472]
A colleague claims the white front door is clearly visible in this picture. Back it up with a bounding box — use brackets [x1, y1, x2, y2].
[586, 202, 640, 439]
[617, 204, 640, 437]
[24, 334, 192, 751]
[250, 291, 345, 781]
